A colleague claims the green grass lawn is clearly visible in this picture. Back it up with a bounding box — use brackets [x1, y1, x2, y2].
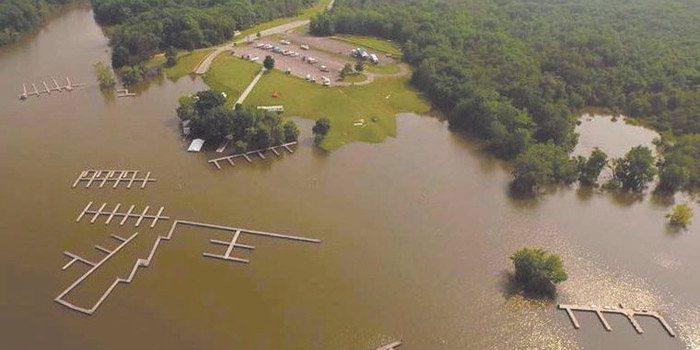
[148, 49, 215, 80]
[241, 67, 430, 150]
[365, 63, 401, 74]
[332, 34, 402, 57]
[341, 73, 368, 83]
[203, 55, 262, 108]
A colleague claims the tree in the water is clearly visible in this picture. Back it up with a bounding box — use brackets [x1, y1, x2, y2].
[610, 146, 657, 192]
[510, 248, 568, 297]
[164, 47, 177, 67]
[312, 118, 331, 146]
[577, 148, 608, 186]
[511, 143, 578, 193]
[283, 121, 299, 143]
[667, 203, 693, 229]
[94, 62, 115, 89]
[263, 55, 275, 70]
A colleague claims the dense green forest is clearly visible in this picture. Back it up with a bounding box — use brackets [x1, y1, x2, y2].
[311, 0, 700, 193]
[0, 0, 74, 46]
[90, 0, 315, 69]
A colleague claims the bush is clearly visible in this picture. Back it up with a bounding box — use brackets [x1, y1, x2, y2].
[511, 248, 568, 297]
[667, 203, 693, 229]
[94, 62, 115, 89]
[312, 118, 331, 146]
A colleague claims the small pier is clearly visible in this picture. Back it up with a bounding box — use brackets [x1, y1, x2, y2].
[76, 201, 169, 228]
[72, 169, 156, 189]
[375, 341, 402, 350]
[208, 141, 297, 170]
[18, 76, 83, 100]
[116, 89, 136, 97]
[55, 218, 320, 315]
[558, 303, 676, 337]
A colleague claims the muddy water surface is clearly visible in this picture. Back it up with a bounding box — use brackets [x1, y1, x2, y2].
[1, 4, 699, 350]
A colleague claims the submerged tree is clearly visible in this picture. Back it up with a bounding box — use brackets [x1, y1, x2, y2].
[283, 121, 299, 143]
[510, 248, 568, 297]
[511, 143, 577, 193]
[94, 62, 115, 89]
[610, 146, 657, 192]
[312, 118, 331, 146]
[577, 148, 608, 186]
[667, 203, 693, 229]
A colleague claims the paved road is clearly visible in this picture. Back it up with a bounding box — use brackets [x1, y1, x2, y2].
[193, 19, 310, 75]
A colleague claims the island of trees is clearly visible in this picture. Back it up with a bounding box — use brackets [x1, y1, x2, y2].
[89, 0, 316, 83]
[310, 0, 700, 195]
[177, 90, 298, 151]
[0, 0, 74, 46]
[511, 248, 568, 297]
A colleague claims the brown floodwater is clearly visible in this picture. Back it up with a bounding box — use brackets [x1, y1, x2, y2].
[1, 4, 699, 349]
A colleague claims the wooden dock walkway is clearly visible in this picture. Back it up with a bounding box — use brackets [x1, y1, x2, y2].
[18, 77, 83, 100]
[55, 219, 320, 315]
[76, 201, 169, 228]
[375, 341, 402, 350]
[208, 142, 297, 170]
[72, 169, 156, 189]
[558, 303, 675, 337]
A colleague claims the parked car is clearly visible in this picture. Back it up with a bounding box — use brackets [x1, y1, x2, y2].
[300, 44, 309, 50]
[320, 65, 329, 72]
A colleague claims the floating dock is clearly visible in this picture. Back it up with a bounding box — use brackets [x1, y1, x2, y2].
[558, 303, 675, 337]
[375, 341, 402, 350]
[18, 77, 83, 100]
[72, 169, 156, 189]
[208, 141, 297, 170]
[116, 88, 136, 97]
[76, 201, 169, 228]
[55, 219, 320, 315]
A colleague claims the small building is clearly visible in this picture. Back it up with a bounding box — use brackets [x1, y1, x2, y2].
[257, 105, 284, 113]
[187, 138, 205, 152]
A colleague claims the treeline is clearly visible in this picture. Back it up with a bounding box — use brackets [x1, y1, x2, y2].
[90, 0, 315, 72]
[0, 0, 74, 46]
[177, 90, 299, 151]
[311, 0, 700, 194]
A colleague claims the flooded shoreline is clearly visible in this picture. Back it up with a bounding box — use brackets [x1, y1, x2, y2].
[0, 5, 698, 350]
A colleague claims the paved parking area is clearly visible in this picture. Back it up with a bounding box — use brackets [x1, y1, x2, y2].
[231, 33, 399, 86]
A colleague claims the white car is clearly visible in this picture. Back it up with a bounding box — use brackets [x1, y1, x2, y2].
[300, 44, 309, 50]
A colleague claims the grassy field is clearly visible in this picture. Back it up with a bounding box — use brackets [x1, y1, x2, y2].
[365, 63, 401, 74]
[241, 66, 430, 149]
[332, 34, 402, 57]
[148, 49, 215, 80]
[342, 73, 368, 83]
[203, 55, 262, 108]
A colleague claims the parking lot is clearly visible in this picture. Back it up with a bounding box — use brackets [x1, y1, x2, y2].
[232, 33, 398, 86]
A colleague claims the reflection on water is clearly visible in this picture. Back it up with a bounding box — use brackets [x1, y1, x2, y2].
[1, 4, 700, 350]
[574, 114, 659, 159]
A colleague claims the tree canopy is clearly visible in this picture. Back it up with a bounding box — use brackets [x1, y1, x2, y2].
[177, 90, 298, 150]
[312, 0, 700, 194]
[90, 0, 316, 68]
[510, 248, 568, 297]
